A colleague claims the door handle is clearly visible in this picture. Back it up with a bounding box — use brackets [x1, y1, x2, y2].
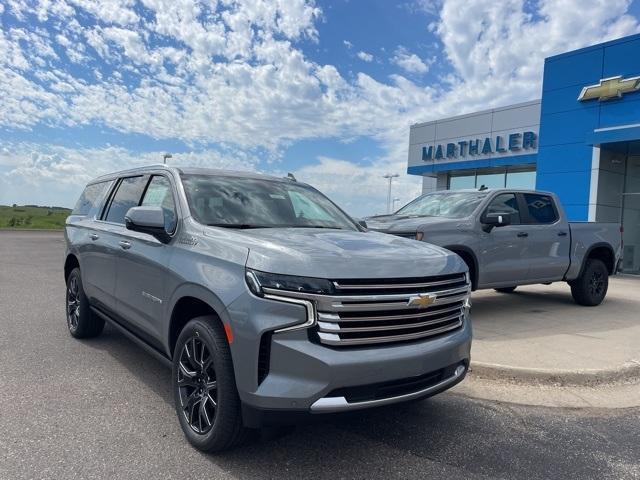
[558, 231, 568, 237]
[118, 240, 132, 250]
[517, 232, 528, 238]
[89, 233, 99, 241]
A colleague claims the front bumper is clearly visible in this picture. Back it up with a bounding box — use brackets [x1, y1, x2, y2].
[226, 290, 472, 426]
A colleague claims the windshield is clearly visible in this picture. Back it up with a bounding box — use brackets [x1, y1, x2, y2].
[396, 191, 487, 218]
[180, 174, 358, 230]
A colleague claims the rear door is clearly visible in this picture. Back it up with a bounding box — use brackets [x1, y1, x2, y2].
[113, 174, 178, 344]
[520, 193, 570, 282]
[477, 192, 530, 287]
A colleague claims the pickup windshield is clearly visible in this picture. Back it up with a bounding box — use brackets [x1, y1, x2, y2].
[396, 191, 487, 218]
[181, 174, 357, 230]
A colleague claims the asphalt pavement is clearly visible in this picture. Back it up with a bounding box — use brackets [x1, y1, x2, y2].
[1, 230, 639, 480]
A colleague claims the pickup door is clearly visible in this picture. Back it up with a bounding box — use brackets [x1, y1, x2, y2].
[518, 192, 571, 282]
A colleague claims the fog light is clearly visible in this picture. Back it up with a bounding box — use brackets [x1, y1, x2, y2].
[455, 364, 466, 377]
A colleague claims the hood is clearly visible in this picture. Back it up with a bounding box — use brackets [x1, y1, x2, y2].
[365, 214, 459, 233]
[217, 227, 465, 279]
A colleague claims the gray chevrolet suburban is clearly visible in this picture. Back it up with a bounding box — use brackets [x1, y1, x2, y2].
[64, 166, 472, 452]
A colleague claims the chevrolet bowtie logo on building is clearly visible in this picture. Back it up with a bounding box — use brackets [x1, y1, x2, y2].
[407, 293, 436, 308]
[578, 75, 640, 101]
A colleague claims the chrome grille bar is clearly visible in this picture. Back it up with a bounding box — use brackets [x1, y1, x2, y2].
[317, 303, 462, 323]
[333, 274, 466, 290]
[318, 312, 462, 333]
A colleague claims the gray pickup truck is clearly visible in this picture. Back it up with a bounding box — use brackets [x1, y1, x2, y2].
[366, 189, 622, 306]
[64, 166, 471, 452]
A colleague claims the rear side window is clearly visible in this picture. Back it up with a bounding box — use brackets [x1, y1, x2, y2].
[141, 175, 177, 233]
[485, 193, 521, 224]
[104, 176, 148, 224]
[523, 194, 558, 224]
[72, 181, 112, 216]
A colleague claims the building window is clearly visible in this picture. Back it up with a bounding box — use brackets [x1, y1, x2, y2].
[448, 167, 535, 190]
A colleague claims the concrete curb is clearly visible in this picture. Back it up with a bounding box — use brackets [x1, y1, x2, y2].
[469, 359, 640, 387]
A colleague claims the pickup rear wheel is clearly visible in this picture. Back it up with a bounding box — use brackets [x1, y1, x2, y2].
[65, 267, 104, 338]
[570, 258, 609, 306]
[173, 316, 251, 452]
[495, 286, 517, 293]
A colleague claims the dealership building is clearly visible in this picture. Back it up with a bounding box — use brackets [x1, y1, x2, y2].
[407, 33, 640, 274]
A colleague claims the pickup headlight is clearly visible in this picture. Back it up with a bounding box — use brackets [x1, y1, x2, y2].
[245, 269, 334, 296]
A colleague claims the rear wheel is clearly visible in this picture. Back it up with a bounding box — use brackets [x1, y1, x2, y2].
[494, 286, 517, 294]
[173, 316, 251, 452]
[569, 258, 609, 306]
[65, 267, 104, 338]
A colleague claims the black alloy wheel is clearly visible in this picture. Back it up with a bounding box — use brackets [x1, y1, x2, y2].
[66, 274, 81, 332]
[177, 337, 218, 434]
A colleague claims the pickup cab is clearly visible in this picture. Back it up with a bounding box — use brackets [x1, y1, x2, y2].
[366, 189, 622, 306]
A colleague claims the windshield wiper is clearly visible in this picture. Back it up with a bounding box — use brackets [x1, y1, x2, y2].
[206, 223, 274, 229]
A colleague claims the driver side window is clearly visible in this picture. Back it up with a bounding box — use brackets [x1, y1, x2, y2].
[485, 193, 521, 224]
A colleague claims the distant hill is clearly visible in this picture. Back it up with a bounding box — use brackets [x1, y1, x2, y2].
[0, 205, 71, 230]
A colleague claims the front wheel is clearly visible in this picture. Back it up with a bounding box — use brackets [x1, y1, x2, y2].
[173, 316, 250, 452]
[569, 258, 609, 306]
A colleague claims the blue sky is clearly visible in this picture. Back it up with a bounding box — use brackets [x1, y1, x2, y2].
[1, 0, 639, 215]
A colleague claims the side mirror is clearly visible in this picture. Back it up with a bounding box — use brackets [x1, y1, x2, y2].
[125, 206, 170, 243]
[483, 212, 511, 232]
[357, 219, 368, 229]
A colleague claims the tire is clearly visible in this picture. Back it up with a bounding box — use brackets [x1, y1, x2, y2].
[495, 286, 517, 294]
[569, 258, 609, 306]
[65, 267, 104, 338]
[172, 315, 251, 452]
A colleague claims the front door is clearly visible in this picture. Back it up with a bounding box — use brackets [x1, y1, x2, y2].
[477, 192, 530, 287]
[114, 175, 178, 342]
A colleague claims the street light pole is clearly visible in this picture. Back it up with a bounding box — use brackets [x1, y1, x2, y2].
[392, 197, 401, 212]
[163, 153, 172, 164]
[383, 173, 399, 213]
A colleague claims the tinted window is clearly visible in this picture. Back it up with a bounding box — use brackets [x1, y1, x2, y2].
[104, 176, 148, 224]
[72, 181, 112, 216]
[180, 175, 356, 230]
[523, 193, 557, 224]
[486, 193, 521, 224]
[141, 176, 177, 233]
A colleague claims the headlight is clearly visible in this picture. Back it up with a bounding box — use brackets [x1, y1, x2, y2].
[245, 269, 334, 296]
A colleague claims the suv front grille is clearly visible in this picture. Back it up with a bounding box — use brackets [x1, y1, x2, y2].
[317, 273, 469, 347]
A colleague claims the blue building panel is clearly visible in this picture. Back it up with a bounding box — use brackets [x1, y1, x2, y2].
[536, 144, 593, 174]
[598, 97, 640, 129]
[538, 106, 599, 146]
[535, 170, 592, 220]
[603, 37, 640, 78]
[542, 48, 603, 92]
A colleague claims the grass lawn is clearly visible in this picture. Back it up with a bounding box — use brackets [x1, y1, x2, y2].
[0, 205, 71, 230]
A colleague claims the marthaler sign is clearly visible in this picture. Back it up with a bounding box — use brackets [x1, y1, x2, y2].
[422, 131, 537, 161]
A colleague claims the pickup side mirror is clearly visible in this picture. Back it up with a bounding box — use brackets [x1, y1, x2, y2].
[357, 219, 368, 229]
[125, 206, 170, 243]
[482, 212, 511, 232]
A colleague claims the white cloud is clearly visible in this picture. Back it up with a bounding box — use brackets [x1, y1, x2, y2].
[343, 39, 353, 49]
[357, 50, 373, 62]
[0, 0, 639, 215]
[391, 47, 429, 74]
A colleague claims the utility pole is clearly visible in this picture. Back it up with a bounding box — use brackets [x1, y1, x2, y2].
[383, 173, 399, 213]
[163, 153, 172, 164]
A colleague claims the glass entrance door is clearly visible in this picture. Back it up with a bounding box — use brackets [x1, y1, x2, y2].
[621, 152, 640, 274]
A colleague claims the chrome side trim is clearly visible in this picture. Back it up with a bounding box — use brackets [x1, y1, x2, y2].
[310, 364, 466, 413]
[264, 293, 317, 333]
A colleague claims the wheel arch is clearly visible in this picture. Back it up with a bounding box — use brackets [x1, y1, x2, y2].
[579, 243, 616, 277]
[443, 245, 479, 290]
[64, 253, 80, 281]
[166, 284, 231, 359]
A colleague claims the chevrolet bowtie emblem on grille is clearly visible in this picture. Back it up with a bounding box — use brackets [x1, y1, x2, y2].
[578, 75, 640, 101]
[407, 293, 436, 308]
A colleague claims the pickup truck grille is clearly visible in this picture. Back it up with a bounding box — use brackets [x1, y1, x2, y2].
[316, 273, 469, 347]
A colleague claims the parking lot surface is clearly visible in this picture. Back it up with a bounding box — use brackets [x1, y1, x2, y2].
[1, 231, 639, 479]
